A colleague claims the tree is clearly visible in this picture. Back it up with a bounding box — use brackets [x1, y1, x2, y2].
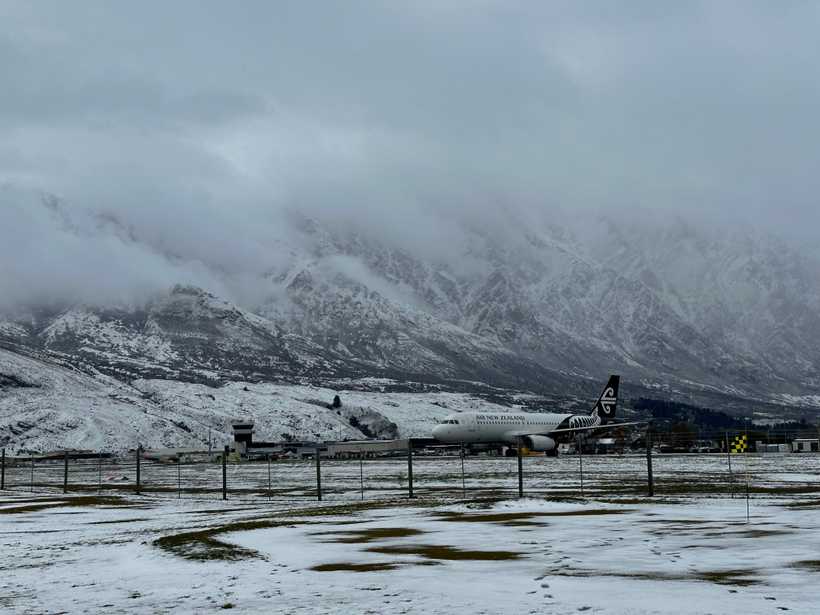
[332, 395, 342, 409]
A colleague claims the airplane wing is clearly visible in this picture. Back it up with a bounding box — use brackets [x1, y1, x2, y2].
[502, 421, 646, 439]
[546, 421, 647, 435]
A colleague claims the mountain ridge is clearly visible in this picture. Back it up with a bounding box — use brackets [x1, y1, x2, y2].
[2, 195, 819, 438]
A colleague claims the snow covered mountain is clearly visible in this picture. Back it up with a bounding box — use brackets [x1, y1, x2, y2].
[2, 194, 819, 451]
[256, 211, 820, 402]
[0, 347, 532, 453]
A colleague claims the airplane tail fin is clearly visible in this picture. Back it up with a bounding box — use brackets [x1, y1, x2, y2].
[591, 375, 619, 424]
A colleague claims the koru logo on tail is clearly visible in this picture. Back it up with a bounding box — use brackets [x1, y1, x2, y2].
[599, 387, 616, 417]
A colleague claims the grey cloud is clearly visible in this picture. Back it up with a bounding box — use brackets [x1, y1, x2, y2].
[1, 1, 820, 308]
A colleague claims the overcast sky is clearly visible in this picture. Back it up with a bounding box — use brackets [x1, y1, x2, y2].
[2, 1, 819, 308]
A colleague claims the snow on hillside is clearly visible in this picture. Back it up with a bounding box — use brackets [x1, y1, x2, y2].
[134, 378, 517, 445]
[0, 349, 516, 453]
[0, 349, 201, 453]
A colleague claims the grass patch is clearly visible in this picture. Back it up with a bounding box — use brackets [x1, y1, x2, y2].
[312, 527, 426, 543]
[695, 569, 761, 586]
[0, 496, 130, 515]
[546, 566, 761, 587]
[433, 508, 630, 526]
[311, 562, 402, 572]
[88, 517, 152, 525]
[153, 497, 446, 561]
[783, 499, 820, 509]
[154, 519, 288, 562]
[367, 544, 522, 561]
[790, 560, 820, 572]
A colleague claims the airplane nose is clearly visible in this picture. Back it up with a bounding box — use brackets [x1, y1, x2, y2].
[432, 425, 443, 440]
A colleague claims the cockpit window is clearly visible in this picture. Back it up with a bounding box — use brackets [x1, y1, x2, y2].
[440, 419, 460, 425]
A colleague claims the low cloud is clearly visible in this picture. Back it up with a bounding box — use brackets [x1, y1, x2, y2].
[2, 1, 819, 310]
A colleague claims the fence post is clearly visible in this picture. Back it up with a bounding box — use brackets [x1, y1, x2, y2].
[577, 435, 584, 498]
[460, 443, 466, 498]
[407, 439, 414, 499]
[136, 446, 141, 495]
[315, 447, 322, 502]
[646, 424, 654, 497]
[222, 445, 228, 501]
[1, 448, 5, 490]
[63, 451, 69, 494]
[359, 453, 365, 501]
[726, 432, 734, 498]
[517, 438, 524, 498]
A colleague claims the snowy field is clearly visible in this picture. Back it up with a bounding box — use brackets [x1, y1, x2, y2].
[2, 454, 820, 614]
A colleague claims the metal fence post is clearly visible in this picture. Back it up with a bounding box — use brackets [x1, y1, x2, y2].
[577, 435, 584, 498]
[222, 445, 228, 501]
[460, 443, 466, 497]
[517, 438, 524, 498]
[1, 448, 5, 490]
[407, 439, 414, 499]
[136, 446, 141, 495]
[359, 453, 364, 501]
[646, 424, 654, 497]
[315, 448, 322, 502]
[63, 451, 69, 494]
[726, 432, 734, 498]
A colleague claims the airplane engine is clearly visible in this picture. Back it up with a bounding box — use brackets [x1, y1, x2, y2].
[522, 435, 556, 452]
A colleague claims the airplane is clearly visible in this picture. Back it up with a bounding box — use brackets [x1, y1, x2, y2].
[431, 375, 643, 455]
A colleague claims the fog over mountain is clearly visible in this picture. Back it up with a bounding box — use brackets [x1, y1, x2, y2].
[2, 2, 820, 446]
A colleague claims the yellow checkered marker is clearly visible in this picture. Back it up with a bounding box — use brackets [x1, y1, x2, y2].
[730, 434, 748, 454]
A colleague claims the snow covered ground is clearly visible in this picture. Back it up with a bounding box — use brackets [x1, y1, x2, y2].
[2, 455, 820, 614]
[1, 348, 518, 453]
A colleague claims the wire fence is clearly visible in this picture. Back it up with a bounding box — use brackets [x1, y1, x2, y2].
[1, 447, 818, 503]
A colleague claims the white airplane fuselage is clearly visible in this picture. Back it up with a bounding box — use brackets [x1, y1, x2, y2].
[432, 375, 621, 451]
[432, 411, 577, 444]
